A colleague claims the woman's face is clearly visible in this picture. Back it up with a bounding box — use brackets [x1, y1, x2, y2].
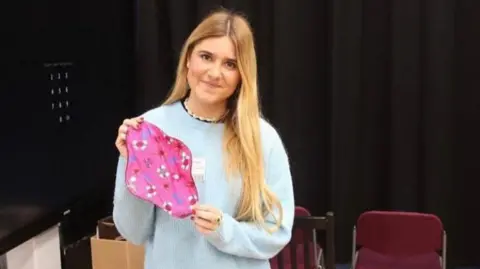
[186, 36, 241, 106]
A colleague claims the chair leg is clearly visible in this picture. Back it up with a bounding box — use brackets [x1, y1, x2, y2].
[351, 227, 357, 269]
[442, 231, 447, 269]
[313, 229, 318, 267]
[316, 248, 324, 269]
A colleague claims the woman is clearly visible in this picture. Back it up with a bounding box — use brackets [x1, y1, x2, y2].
[113, 9, 295, 269]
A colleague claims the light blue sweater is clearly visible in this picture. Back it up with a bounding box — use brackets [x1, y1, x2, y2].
[112, 101, 295, 269]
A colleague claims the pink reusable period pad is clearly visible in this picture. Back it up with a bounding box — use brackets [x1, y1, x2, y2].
[124, 120, 199, 218]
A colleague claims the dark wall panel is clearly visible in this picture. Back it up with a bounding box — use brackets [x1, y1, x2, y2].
[0, 0, 135, 254]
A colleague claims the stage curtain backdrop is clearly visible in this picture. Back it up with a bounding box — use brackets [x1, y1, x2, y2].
[133, 0, 480, 266]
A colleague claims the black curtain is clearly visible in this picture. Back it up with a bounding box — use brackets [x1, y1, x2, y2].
[1, 0, 134, 258]
[134, 0, 480, 267]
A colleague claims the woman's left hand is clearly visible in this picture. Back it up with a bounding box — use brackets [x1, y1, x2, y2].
[191, 204, 223, 235]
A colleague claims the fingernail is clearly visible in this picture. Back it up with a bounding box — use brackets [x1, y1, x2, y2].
[192, 210, 196, 215]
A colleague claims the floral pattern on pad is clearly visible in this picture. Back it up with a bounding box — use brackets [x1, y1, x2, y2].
[125, 121, 199, 218]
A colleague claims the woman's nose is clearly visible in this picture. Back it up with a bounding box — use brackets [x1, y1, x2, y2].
[207, 64, 222, 79]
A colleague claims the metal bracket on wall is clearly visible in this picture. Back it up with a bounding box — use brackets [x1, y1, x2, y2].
[44, 61, 74, 125]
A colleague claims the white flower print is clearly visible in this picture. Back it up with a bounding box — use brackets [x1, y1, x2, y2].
[157, 165, 170, 178]
[188, 195, 198, 209]
[127, 176, 137, 193]
[163, 201, 173, 214]
[146, 185, 157, 198]
[181, 151, 190, 170]
[132, 140, 148, 150]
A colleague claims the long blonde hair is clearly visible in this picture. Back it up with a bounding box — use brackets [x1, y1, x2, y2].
[163, 9, 282, 232]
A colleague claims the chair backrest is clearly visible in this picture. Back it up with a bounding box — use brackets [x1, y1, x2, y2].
[353, 211, 445, 269]
[293, 206, 312, 243]
[270, 206, 314, 269]
[271, 209, 336, 269]
[295, 206, 311, 216]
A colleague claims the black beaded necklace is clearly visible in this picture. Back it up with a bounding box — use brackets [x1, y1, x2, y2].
[182, 97, 228, 123]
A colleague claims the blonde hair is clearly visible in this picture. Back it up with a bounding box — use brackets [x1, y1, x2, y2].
[163, 9, 282, 232]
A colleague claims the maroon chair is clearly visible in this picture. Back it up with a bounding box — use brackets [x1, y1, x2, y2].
[352, 211, 447, 269]
[270, 207, 335, 269]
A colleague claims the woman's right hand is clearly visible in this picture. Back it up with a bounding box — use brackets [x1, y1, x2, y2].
[115, 116, 144, 157]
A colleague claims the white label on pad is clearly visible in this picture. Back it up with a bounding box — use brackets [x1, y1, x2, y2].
[192, 158, 206, 182]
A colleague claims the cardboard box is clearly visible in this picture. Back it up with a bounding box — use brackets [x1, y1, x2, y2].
[96, 216, 122, 240]
[90, 216, 145, 269]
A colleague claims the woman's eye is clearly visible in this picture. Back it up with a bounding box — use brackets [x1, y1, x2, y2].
[225, 62, 237, 69]
[200, 54, 212, 61]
